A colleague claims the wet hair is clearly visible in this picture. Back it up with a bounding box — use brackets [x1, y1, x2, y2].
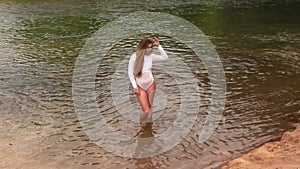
[134, 38, 153, 77]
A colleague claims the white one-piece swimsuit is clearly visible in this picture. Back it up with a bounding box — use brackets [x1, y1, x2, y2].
[128, 45, 168, 91]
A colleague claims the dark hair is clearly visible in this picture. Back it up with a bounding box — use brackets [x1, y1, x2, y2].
[138, 38, 153, 50]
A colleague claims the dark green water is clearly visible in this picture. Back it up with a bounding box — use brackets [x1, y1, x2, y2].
[0, 1, 299, 168]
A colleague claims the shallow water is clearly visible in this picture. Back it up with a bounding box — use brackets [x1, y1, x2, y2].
[0, 0, 299, 168]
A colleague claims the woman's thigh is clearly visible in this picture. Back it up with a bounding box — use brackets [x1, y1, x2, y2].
[136, 87, 151, 112]
[146, 82, 156, 107]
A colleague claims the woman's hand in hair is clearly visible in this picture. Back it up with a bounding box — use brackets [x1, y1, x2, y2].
[153, 37, 160, 46]
[134, 88, 140, 96]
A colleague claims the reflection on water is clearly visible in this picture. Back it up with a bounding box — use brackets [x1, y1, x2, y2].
[134, 123, 155, 156]
[0, 0, 299, 168]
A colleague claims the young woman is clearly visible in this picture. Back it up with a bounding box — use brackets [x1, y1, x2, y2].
[128, 37, 168, 127]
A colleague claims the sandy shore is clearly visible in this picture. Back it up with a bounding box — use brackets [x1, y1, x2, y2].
[221, 125, 300, 169]
[1, 116, 299, 169]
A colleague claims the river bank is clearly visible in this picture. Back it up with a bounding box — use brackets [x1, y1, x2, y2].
[221, 125, 300, 169]
[1, 117, 299, 169]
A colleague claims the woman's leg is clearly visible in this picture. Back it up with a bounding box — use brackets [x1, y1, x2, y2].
[136, 82, 156, 124]
[136, 87, 151, 124]
[146, 82, 156, 119]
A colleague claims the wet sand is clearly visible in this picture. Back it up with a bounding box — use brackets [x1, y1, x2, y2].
[0, 118, 102, 169]
[1, 118, 300, 169]
[222, 125, 300, 169]
[0, 119, 55, 169]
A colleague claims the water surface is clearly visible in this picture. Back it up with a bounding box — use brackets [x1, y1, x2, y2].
[0, 1, 299, 168]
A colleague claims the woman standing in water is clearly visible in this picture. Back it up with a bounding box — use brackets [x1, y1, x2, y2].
[128, 37, 168, 127]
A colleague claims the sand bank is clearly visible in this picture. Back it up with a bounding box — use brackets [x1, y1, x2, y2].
[222, 125, 300, 169]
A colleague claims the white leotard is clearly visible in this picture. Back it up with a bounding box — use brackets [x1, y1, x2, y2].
[128, 45, 168, 90]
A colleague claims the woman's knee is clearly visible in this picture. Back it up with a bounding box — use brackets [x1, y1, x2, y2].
[142, 106, 151, 113]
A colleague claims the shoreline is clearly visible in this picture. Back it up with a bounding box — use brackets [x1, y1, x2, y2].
[1, 117, 299, 169]
[221, 125, 300, 169]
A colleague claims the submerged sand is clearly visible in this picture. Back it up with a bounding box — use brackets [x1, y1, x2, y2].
[1, 117, 299, 169]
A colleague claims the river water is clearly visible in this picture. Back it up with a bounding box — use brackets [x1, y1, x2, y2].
[0, 1, 299, 169]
